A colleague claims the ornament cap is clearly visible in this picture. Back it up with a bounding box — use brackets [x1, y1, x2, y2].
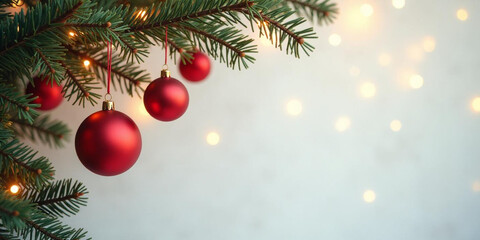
[102, 100, 115, 111]
[161, 69, 171, 78]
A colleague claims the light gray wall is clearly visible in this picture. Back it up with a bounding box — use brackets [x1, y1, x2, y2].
[37, 0, 480, 239]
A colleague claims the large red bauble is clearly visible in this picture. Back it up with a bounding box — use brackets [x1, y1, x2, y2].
[143, 75, 189, 121]
[25, 76, 63, 110]
[75, 109, 142, 176]
[179, 51, 211, 82]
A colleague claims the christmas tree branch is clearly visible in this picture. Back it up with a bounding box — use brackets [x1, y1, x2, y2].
[0, 84, 39, 124]
[283, 0, 338, 24]
[66, 46, 149, 97]
[173, 24, 245, 57]
[25, 179, 88, 217]
[0, 1, 84, 57]
[24, 219, 63, 240]
[0, 140, 54, 187]
[34, 49, 56, 75]
[60, 61, 90, 99]
[128, 1, 253, 32]
[11, 115, 70, 148]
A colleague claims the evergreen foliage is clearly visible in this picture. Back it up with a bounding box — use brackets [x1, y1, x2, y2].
[0, 0, 337, 238]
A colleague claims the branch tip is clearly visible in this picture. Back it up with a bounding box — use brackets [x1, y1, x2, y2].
[12, 210, 19, 216]
[106, 21, 112, 28]
[36, 169, 42, 175]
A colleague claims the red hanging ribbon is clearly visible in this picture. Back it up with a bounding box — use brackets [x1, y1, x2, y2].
[107, 40, 112, 94]
[165, 26, 168, 65]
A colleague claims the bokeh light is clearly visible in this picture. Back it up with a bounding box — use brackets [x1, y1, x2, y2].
[457, 9, 468, 21]
[83, 60, 90, 67]
[409, 74, 424, 89]
[349, 66, 361, 77]
[473, 181, 480, 192]
[378, 53, 392, 66]
[360, 4, 374, 17]
[286, 99, 303, 116]
[422, 36, 436, 52]
[392, 0, 405, 9]
[407, 45, 424, 61]
[360, 82, 376, 98]
[329, 34, 342, 46]
[471, 97, 480, 112]
[390, 120, 402, 132]
[363, 190, 376, 203]
[335, 117, 351, 132]
[68, 31, 76, 37]
[139, 103, 149, 117]
[206, 132, 220, 146]
[9, 184, 20, 195]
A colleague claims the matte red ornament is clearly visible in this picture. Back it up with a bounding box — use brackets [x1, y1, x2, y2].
[143, 70, 189, 121]
[25, 76, 63, 111]
[75, 102, 142, 176]
[179, 51, 211, 82]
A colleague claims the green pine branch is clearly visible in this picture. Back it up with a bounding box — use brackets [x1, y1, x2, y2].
[11, 115, 71, 148]
[283, 0, 338, 25]
[24, 179, 88, 218]
[60, 60, 101, 107]
[66, 45, 150, 97]
[0, 140, 54, 187]
[21, 214, 90, 240]
[0, 83, 39, 124]
[0, 191, 33, 230]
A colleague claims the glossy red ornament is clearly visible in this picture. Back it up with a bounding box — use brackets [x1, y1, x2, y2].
[179, 51, 211, 82]
[25, 76, 63, 110]
[143, 70, 189, 121]
[75, 103, 142, 176]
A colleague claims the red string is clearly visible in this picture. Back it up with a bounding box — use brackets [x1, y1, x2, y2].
[165, 26, 168, 65]
[107, 40, 112, 94]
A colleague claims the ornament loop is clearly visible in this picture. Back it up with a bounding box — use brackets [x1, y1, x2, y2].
[104, 93, 112, 101]
[162, 64, 169, 70]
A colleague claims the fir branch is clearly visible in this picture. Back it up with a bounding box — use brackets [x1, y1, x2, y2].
[11, 115, 70, 148]
[66, 45, 149, 97]
[0, 83, 39, 124]
[129, 1, 254, 32]
[21, 215, 90, 240]
[59, 60, 101, 106]
[60, 61, 90, 99]
[25, 179, 88, 218]
[23, 219, 62, 240]
[0, 140, 54, 187]
[245, 9, 304, 44]
[0, 0, 84, 57]
[0, 192, 32, 230]
[284, 0, 338, 24]
[173, 24, 245, 57]
[34, 49, 56, 75]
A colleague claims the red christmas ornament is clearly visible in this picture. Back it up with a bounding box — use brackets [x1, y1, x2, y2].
[143, 69, 189, 121]
[179, 51, 211, 82]
[75, 101, 142, 176]
[25, 76, 63, 111]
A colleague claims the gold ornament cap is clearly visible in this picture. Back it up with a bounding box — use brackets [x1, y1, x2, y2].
[161, 69, 170, 78]
[102, 100, 115, 111]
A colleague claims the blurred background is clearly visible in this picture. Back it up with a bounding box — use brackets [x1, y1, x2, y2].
[33, 0, 480, 239]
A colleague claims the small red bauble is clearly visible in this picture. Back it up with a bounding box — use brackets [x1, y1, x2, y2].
[25, 76, 63, 110]
[143, 70, 189, 121]
[179, 51, 211, 82]
[75, 102, 142, 176]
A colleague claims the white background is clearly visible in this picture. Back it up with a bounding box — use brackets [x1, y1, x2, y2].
[35, 0, 480, 239]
